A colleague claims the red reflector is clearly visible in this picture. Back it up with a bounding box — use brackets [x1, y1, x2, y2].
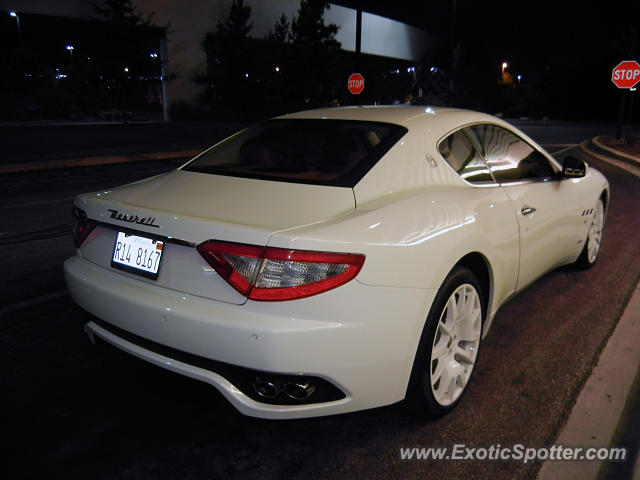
[196, 241, 364, 301]
[73, 220, 96, 248]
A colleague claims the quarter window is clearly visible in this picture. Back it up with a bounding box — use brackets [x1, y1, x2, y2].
[471, 124, 555, 182]
[438, 128, 493, 184]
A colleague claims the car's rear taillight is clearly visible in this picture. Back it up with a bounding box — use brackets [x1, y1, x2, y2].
[72, 206, 96, 248]
[196, 240, 365, 301]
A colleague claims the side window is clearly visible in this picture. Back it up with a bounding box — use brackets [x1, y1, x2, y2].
[438, 128, 493, 184]
[471, 124, 555, 182]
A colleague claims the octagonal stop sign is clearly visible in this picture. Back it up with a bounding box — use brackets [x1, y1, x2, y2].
[347, 73, 365, 94]
[611, 60, 640, 89]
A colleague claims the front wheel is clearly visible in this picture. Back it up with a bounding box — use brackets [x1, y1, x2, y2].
[575, 198, 604, 269]
[407, 266, 484, 418]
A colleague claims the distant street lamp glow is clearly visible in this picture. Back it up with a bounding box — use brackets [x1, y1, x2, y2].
[517, 74, 522, 80]
[9, 11, 20, 35]
[275, 66, 280, 72]
[124, 67, 129, 72]
[66, 45, 74, 51]
[245, 73, 249, 78]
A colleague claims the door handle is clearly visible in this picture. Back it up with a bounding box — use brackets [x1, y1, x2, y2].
[521, 206, 536, 216]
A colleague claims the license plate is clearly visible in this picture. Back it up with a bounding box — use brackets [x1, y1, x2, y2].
[111, 232, 164, 279]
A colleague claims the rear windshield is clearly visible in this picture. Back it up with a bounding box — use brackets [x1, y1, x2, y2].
[182, 119, 407, 187]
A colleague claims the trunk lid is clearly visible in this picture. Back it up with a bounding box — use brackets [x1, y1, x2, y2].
[75, 170, 355, 305]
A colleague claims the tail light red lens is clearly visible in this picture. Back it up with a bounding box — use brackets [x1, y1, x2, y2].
[197, 240, 365, 301]
[72, 207, 96, 248]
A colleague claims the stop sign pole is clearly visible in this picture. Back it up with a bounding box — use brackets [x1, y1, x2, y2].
[611, 60, 640, 139]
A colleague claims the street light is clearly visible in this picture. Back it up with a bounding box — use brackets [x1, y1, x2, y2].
[9, 11, 20, 35]
[501, 61, 508, 75]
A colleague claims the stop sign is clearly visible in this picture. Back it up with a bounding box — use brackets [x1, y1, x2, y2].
[611, 60, 640, 89]
[347, 73, 365, 95]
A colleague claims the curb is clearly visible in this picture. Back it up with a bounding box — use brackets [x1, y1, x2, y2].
[592, 136, 640, 165]
[0, 149, 203, 174]
[580, 141, 640, 178]
[537, 144, 640, 480]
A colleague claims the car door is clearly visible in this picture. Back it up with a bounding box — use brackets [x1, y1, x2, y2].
[437, 127, 519, 310]
[471, 124, 581, 291]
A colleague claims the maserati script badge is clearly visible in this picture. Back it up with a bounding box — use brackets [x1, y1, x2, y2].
[108, 209, 160, 228]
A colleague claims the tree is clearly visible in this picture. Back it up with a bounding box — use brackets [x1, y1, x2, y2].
[92, 0, 155, 26]
[288, 0, 341, 107]
[201, 0, 256, 118]
[216, 0, 253, 42]
[92, 0, 166, 119]
[268, 13, 290, 44]
[290, 0, 339, 48]
[200, 0, 342, 118]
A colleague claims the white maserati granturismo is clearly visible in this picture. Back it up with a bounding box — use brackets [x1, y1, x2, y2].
[64, 106, 609, 419]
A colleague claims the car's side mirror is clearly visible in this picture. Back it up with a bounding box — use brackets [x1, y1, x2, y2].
[562, 156, 586, 178]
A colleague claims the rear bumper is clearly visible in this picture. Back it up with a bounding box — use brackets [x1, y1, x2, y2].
[64, 255, 435, 419]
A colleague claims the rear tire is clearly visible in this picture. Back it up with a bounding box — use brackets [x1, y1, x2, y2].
[575, 198, 604, 269]
[407, 266, 485, 418]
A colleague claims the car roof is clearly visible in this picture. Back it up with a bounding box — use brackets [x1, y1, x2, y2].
[276, 105, 498, 131]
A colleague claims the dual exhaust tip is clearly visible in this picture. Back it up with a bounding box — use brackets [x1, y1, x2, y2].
[253, 377, 316, 401]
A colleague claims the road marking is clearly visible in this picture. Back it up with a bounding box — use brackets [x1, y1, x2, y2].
[542, 144, 578, 155]
[550, 144, 578, 155]
[580, 141, 640, 179]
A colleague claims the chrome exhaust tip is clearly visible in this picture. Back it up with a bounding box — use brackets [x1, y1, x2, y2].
[253, 377, 280, 399]
[283, 381, 316, 400]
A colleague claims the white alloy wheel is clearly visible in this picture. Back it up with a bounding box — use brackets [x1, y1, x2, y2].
[575, 197, 605, 269]
[429, 283, 482, 406]
[586, 200, 604, 264]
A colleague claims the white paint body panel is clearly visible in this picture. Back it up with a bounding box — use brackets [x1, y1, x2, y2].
[64, 106, 609, 418]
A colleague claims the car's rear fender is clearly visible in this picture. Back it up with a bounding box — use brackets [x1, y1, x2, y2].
[268, 185, 519, 331]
